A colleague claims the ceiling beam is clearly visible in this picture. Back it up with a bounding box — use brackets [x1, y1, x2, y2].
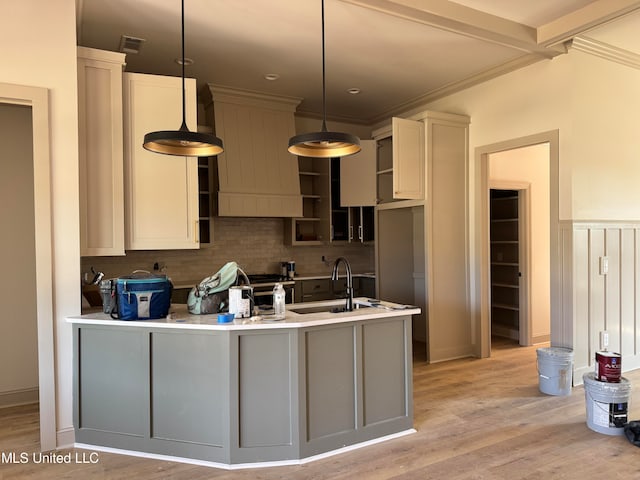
[537, 0, 640, 47]
[340, 0, 564, 58]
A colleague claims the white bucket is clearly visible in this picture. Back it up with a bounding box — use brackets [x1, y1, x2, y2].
[583, 372, 631, 436]
[536, 347, 574, 396]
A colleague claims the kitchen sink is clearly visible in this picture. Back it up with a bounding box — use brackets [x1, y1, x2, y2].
[288, 303, 371, 315]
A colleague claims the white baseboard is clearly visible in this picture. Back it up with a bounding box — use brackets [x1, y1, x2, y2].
[57, 426, 76, 449]
[75, 429, 417, 470]
[0, 387, 38, 408]
[533, 334, 551, 344]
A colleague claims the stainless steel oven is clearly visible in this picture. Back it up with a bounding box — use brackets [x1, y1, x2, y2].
[247, 274, 295, 307]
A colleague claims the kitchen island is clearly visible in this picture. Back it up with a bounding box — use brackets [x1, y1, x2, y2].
[67, 298, 419, 468]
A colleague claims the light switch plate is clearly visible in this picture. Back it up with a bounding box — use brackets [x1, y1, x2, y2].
[599, 256, 609, 275]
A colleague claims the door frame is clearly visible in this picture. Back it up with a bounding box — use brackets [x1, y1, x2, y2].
[476, 130, 559, 358]
[489, 182, 531, 346]
[0, 82, 56, 451]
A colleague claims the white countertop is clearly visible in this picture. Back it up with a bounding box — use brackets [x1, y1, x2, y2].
[67, 298, 419, 331]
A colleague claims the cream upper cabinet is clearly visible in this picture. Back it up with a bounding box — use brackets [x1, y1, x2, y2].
[392, 117, 424, 200]
[77, 47, 126, 256]
[372, 117, 425, 204]
[123, 72, 199, 250]
[202, 85, 302, 218]
[340, 139, 377, 207]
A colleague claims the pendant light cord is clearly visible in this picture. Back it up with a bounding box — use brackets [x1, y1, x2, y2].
[180, 0, 188, 131]
[320, 0, 327, 132]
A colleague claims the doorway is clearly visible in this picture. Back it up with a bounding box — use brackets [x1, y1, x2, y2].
[0, 83, 56, 451]
[0, 103, 38, 407]
[476, 131, 558, 358]
[489, 188, 526, 346]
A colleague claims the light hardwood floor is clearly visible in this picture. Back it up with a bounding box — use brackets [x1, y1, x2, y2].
[2, 339, 640, 479]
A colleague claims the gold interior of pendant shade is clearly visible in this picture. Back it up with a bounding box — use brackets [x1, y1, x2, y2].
[142, 0, 223, 157]
[287, 0, 360, 158]
[143, 127, 223, 156]
[287, 130, 361, 158]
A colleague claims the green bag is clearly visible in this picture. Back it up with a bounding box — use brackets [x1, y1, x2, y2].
[187, 262, 246, 314]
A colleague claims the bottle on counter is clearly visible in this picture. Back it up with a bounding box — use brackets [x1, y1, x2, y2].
[273, 283, 286, 319]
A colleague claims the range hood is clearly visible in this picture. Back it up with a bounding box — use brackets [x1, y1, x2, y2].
[202, 84, 303, 218]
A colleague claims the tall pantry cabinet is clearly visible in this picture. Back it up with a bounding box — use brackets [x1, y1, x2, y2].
[374, 112, 471, 363]
[123, 73, 200, 249]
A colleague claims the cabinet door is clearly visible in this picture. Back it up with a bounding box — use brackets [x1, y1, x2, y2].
[358, 276, 376, 299]
[392, 117, 424, 200]
[340, 139, 377, 206]
[77, 47, 126, 256]
[123, 73, 199, 250]
[76, 327, 147, 438]
[151, 331, 227, 447]
[300, 279, 333, 302]
[330, 158, 349, 241]
[348, 206, 374, 243]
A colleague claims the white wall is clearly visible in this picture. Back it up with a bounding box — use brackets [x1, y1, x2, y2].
[0, 0, 80, 444]
[489, 143, 550, 342]
[0, 104, 38, 399]
[570, 52, 640, 220]
[402, 49, 640, 222]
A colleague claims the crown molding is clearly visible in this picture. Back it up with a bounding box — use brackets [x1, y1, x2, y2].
[569, 36, 640, 69]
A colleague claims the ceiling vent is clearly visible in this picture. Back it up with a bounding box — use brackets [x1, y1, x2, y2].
[119, 35, 146, 54]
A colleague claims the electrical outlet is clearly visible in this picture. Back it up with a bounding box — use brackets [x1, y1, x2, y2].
[600, 330, 610, 350]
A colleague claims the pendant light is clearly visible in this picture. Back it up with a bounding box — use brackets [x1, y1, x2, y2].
[143, 0, 223, 157]
[287, 0, 360, 158]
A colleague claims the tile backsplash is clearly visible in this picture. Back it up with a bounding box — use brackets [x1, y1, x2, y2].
[81, 217, 374, 287]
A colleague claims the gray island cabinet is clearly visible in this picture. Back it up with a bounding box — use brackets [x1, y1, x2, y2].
[68, 299, 418, 467]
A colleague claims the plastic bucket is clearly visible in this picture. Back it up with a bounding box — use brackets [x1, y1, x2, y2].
[536, 347, 574, 396]
[583, 372, 631, 435]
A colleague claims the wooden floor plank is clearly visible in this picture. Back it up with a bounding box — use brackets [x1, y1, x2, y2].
[2, 339, 640, 479]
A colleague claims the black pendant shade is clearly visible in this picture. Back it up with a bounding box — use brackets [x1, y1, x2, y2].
[143, 0, 223, 157]
[288, 0, 360, 158]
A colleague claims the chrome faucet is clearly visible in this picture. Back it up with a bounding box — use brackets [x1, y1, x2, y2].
[331, 257, 353, 312]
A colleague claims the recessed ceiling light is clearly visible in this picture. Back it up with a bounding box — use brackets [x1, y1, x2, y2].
[347, 87, 361, 95]
[264, 73, 280, 81]
[175, 57, 194, 66]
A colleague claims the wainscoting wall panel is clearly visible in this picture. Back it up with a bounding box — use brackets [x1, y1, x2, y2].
[565, 221, 640, 383]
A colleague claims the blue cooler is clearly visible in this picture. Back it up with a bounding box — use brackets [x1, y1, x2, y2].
[111, 272, 172, 320]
